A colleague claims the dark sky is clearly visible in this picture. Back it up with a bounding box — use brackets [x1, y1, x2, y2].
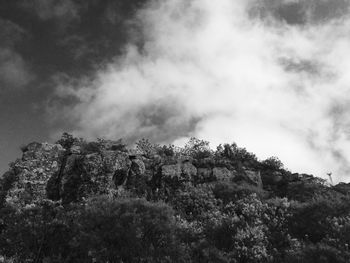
[0, 0, 147, 173]
[0, 0, 350, 182]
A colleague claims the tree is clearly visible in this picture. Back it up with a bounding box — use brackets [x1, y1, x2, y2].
[56, 132, 79, 150]
[261, 157, 284, 170]
[183, 137, 213, 159]
[71, 197, 186, 262]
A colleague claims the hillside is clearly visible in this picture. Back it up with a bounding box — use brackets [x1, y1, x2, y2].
[0, 133, 349, 263]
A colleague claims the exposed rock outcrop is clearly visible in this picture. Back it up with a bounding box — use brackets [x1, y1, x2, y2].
[0, 138, 273, 209]
[213, 167, 236, 182]
[5, 142, 65, 208]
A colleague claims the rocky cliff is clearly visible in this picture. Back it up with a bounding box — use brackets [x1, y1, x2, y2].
[0, 136, 271, 209]
[1, 135, 349, 263]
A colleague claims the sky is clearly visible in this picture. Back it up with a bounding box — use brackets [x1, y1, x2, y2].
[0, 0, 350, 183]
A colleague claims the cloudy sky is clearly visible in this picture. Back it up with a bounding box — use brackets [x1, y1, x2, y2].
[1, 0, 350, 183]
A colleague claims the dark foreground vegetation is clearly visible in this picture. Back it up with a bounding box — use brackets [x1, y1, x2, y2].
[0, 134, 349, 262]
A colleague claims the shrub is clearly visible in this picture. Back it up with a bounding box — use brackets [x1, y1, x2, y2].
[261, 156, 284, 170]
[80, 141, 101, 154]
[0, 201, 73, 262]
[0, 171, 17, 208]
[157, 144, 176, 157]
[204, 194, 271, 262]
[285, 243, 349, 263]
[183, 137, 213, 159]
[288, 196, 350, 243]
[170, 184, 219, 221]
[71, 197, 186, 262]
[216, 143, 259, 168]
[136, 138, 157, 157]
[56, 132, 79, 150]
[213, 181, 266, 204]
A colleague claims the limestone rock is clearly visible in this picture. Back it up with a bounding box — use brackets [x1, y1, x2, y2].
[161, 161, 197, 182]
[126, 158, 147, 186]
[5, 143, 65, 208]
[162, 164, 181, 179]
[60, 154, 83, 204]
[113, 153, 132, 187]
[130, 158, 146, 177]
[181, 162, 197, 180]
[125, 158, 149, 195]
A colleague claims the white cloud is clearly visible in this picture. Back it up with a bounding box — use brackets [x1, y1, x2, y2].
[50, 0, 350, 182]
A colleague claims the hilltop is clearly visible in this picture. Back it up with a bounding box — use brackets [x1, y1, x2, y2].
[0, 133, 349, 262]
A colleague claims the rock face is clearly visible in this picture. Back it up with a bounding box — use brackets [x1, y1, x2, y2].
[162, 164, 182, 179]
[0, 138, 268, 209]
[161, 161, 197, 183]
[213, 167, 235, 182]
[5, 142, 65, 208]
[0, 141, 145, 207]
[182, 162, 197, 180]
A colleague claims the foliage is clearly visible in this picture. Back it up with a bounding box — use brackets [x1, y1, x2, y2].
[1, 136, 350, 262]
[136, 138, 158, 157]
[285, 243, 350, 263]
[261, 157, 284, 170]
[216, 143, 259, 168]
[56, 132, 79, 150]
[170, 184, 219, 221]
[69, 197, 186, 262]
[0, 171, 17, 208]
[0, 201, 73, 262]
[156, 144, 176, 157]
[288, 195, 350, 243]
[213, 181, 267, 204]
[97, 138, 128, 152]
[183, 137, 213, 159]
[286, 176, 329, 202]
[203, 194, 271, 262]
[80, 141, 101, 154]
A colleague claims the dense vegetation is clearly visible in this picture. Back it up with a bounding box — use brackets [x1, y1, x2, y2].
[0, 134, 349, 262]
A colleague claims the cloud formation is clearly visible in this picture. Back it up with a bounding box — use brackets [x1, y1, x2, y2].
[0, 19, 33, 91]
[49, 0, 350, 182]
